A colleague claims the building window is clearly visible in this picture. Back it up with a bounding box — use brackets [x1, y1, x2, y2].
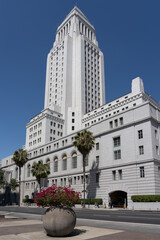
[114, 137, 120, 147]
[155, 130, 158, 139]
[119, 117, 123, 125]
[158, 167, 160, 177]
[61, 178, 63, 186]
[55, 179, 57, 186]
[72, 112, 75, 117]
[72, 126, 75, 130]
[54, 157, 58, 172]
[62, 155, 67, 170]
[114, 150, 121, 160]
[140, 166, 145, 178]
[113, 137, 121, 160]
[156, 146, 159, 155]
[138, 130, 143, 139]
[27, 164, 31, 177]
[109, 121, 113, 129]
[72, 119, 75, 123]
[86, 175, 89, 184]
[68, 177, 72, 185]
[114, 119, 118, 127]
[139, 145, 144, 155]
[74, 177, 76, 185]
[81, 176, 83, 184]
[96, 143, 99, 150]
[96, 173, 100, 183]
[72, 152, 77, 169]
[96, 156, 99, 166]
[112, 170, 116, 180]
[118, 169, 122, 180]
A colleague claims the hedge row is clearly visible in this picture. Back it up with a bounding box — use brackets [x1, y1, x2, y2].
[23, 199, 35, 204]
[22, 198, 103, 205]
[76, 198, 102, 205]
[131, 195, 160, 202]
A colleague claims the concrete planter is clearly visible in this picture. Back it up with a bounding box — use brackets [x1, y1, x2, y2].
[43, 207, 76, 237]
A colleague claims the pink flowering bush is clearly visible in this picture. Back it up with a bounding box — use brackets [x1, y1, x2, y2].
[34, 185, 80, 207]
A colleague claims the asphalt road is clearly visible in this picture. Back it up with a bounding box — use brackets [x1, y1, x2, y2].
[0, 206, 160, 225]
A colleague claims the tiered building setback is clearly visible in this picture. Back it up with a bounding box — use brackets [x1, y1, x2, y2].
[44, 7, 105, 135]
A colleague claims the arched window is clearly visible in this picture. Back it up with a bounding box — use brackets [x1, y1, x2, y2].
[62, 155, 67, 170]
[27, 164, 31, 177]
[54, 157, 58, 172]
[72, 152, 77, 169]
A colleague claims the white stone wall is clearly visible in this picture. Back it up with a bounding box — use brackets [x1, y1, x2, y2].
[19, 102, 160, 202]
[26, 109, 64, 152]
[130, 202, 160, 210]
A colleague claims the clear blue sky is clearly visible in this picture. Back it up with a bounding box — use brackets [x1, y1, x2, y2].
[0, 0, 160, 161]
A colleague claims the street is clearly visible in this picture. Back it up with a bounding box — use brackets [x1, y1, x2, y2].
[1, 206, 160, 225]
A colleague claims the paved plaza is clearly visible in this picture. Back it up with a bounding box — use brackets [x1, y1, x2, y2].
[0, 214, 160, 240]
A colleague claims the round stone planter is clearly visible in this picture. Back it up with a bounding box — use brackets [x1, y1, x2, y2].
[43, 207, 76, 237]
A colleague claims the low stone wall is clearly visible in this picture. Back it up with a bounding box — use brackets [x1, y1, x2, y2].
[129, 202, 160, 210]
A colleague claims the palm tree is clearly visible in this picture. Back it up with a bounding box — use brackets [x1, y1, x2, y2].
[73, 129, 95, 207]
[13, 149, 28, 206]
[31, 160, 50, 190]
[8, 178, 19, 191]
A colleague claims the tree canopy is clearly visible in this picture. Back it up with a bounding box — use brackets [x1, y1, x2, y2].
[12, 149, 28, 168]
[31, 160, 50, 187]
[73, 129, 95, 158]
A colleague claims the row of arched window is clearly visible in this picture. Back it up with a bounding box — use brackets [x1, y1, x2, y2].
[26, 152, 78, 178]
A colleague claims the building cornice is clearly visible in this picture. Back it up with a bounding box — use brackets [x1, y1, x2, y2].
[142, 92, 160, 109]
[82, 92, 143, 123]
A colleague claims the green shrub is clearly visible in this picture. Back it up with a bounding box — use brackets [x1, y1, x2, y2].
[23, 198, 35, 204]
[76, 198, 102, 205]
[131, 195, 160, 202]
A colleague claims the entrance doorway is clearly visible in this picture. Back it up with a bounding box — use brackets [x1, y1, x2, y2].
[109, 191, 127, 208]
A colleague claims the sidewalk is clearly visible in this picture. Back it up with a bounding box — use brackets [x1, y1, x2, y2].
[0, 214, 160, 239]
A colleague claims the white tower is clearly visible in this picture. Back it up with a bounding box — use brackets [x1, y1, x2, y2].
[44, 6, 105, 135]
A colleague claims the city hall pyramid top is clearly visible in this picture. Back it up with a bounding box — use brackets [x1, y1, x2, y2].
[57, 6, 95, 32]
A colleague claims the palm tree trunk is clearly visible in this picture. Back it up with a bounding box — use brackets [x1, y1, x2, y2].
[39, 178, 41, 192]
[83, 155, 86, 208]
[19, 167, 21, 207]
